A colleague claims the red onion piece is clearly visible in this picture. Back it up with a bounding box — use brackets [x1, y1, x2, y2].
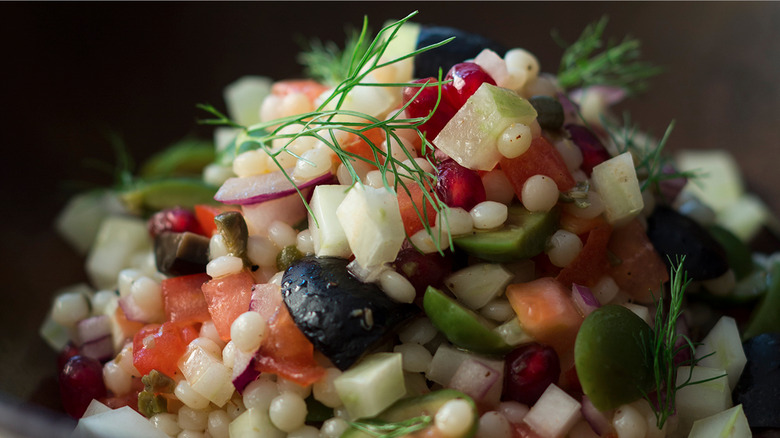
[657, 163, 688, 204]
[76, 315, 111, 345]
[572, 284, 600, 316]
[581, 395, 614, 436]
[231, 348, 260, 394]
[448, 358, 502, 406]
[215, 170, 335, 205]
[80, 335, 114, 362]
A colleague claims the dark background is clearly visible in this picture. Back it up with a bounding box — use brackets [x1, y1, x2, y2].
[1, 1, 779, 431]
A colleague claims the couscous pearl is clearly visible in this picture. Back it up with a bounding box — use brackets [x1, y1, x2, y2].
[435, 399, 475, 437]
[436, 207, 473, 236]
[207, 410, 231, 438]
[381, 135, 418, 163]
[476, 411, 512, 438]
[409, 229, 440, 254]
[523, 74, 557, 98]
[280, 92, 312, 118]
[320, 418, 350, 438]
[482, 169, 515, 205]
[504, 48, 540, 89]
[225, 395, 246, 420]
[365, 169, 394, 189]
[497, 123, 533, 159]
[231, 311, 267, 353]
[247, 235, 278, 268]
[268, 220, 298, 250]
[554, 138, 584, 173]
[203, 163, 234, 188]
[296, 229, 314, 255]
[118, 269, 143, 298]
[175, 379, 211, 410]
[592, 276, 619, 305]
[293, 147, 334, 183]
[103, 360, 132, 396]
[242, 376, 279, 411]
[277, 377, 312, 399]
[221, 341, 237, 369]
[337, 163, 353, 185]
[188, 337, 223, 359]
[270, 124, 305, 151]
[199, 321, 225, 349]
[207, 255, 244, 279]
[130, 276, 163, 318]
[233, 149, 269, 178]
[269, 392, 308, 432]
[521, 175, 559, 212]
[151, 413, 182, 437]
[91, 290, 117, 315]
[547, 229, 583, 268]
[312, 368, 343, 408]
[498, 401, 529, 424]
[288, 425, 320, 438]
[393, 343, 433, 373]
[178, 406, 209, 432]
[116, 343, 141, 377]
[260, 94, 282, 123]
[52, 292, 90, 328]
[378, 270, 417, 304]
[209, 234, 229, 260]
[470, 201, 508, 230]
[612, 404, 647, 438]
[479, 299, 515, 322]
[177, 430, 205, 438]
[398, 318, 438, 345]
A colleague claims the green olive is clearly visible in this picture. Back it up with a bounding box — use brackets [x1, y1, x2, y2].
[215, 211, 250, 266]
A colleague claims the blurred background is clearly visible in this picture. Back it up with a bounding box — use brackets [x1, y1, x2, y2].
[2, 1, 779, 433]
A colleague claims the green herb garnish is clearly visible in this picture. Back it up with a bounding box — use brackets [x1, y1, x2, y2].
[199, 11, 456, 252]
[555, 16, 663, 95]
[643, 256, 726, 429]
[348, 415, 433, 438]
[298, 27, 373, 86]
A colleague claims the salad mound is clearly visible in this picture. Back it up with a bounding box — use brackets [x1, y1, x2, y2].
[43, 12, 779, 438]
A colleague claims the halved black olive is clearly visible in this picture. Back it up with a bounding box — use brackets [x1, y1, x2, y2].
[414, 25, 507, 79]
[154, 231, 210, 276]
[281, 257, 419, 370]
[646, 205, 729, 280]
[733, 333, 780, 429]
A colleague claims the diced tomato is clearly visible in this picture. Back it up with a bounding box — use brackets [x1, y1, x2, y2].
[254, 300, 326, 386]
[340, 128, 386, 165]
[500, 137, 576, 199]
[271, 79, 330, 103]
[556, 220, 612, 288]
[397, 182, 437, 237]
[607, 219, 669, 303]
[506, 277, 584, 369]
[194, 204, 237, 237]
[132, 321, 199, 378]
[161, 273, 211, 324]
[201, 270, 255, 341]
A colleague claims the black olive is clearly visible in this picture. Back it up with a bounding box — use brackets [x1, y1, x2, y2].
[154, 231, 210, 276]
[281, 257, 419, 370]
[414, 25, 507, 79]
[733, 333, 780, 429]
[528, 95, 564, 131]
[646, 205, 729, 280]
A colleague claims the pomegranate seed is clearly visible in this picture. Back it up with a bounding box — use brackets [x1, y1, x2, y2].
[444, 62, 496, 109]
[565, 124, 611, 176]
[402, 77, 458, 142]
[503, 343, 561, 405]
[435, 159, 487, 211]
[393, 248, 455, 303]
[57, 342, 81, 371]
[147, 207, 202, 238]
[59, 355, 107, 418]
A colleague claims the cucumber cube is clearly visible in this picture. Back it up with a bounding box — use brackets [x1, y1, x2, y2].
[591, 152, 644, 226]
[223, 76, 272, 127]
[674, 366, 732, 437]
[444, 263, 513, 310]
[334, 352, 406, 419]
[309, 185, 351, 258]
[434, 83, 537, 171]
[688, 404, 751, 438]
[522, 384, 582, 438]
[695, 316, 747, 390]
[229, 407, 284, 438]
[86, 215, 152, 290]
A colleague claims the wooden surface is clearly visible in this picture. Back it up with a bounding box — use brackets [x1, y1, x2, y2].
[1, 1, 779, 425]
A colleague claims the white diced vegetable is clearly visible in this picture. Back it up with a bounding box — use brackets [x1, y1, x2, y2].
[228, 407, 285, 438]
[179, 344, 235, 407]
[336, 185, 405, 268]
[444, 263, 513, 310]
[434, 82, 537, 171]
[674, 366, 732, 437]
[688, 404, 751, 438]
[86, 215, 152, 290]
[676, 149, 744, 213]
[223, 76, 272, 127]
[716, 194, 771, 242]
[694, 316, 747, 391]
[308, 185, 351, 258]
[494, 318, 534, 347]
[426, 344, 504, 387]
[72, 406, 168, 438]
[56, 190, 125, 255]
[590, 152, 644, 226]
[334, 352, 406, 419]
[522, 384, 582, 438]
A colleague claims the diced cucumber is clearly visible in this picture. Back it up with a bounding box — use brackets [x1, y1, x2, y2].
[72, 406, 168, 438]
[676, 149, 744, 213]
[228, 407, 284, 438]
[55, 190, 126, 255]
[522, 384, 582, 438]
[695, 316, 747, 390]
[308, 185, 351, 258]
[716, 194, 771, 242]
[494, 317, 534, 347]
[453, 204, 559, 262]
[674, 366, 732, 437]
[434, 82, 537, 171]
[138, 138, 216, 179]
[336, 185, 406, 268]
[590, 152, 644, 226]
[223, 75, 272, 127]
[178, 344, 235, 407]
[426, 344, 504, 387]
[688, 404, 751, 438]
[334, 352, 406, 419]
[444, 263, 513, 310]
[86, 216, 151, 290]
[39, 311, 74, 351]
[379, 19, 419, 83]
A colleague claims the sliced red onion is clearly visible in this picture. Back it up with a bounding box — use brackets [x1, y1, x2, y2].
[557, 92, 581, 126]
[80, 335, 114, 362]
[242, 190, 312, 238]
[571, 284, 600, 316]
[448, 358, 502, 406]
[231, 348, 260, 394]
[581, 395, 614, 436]
[215, 170, 335, 205]
[657, 163, 688, 204]
[76, 315, 111, 346]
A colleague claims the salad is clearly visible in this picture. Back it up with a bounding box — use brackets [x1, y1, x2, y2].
[41, 11, 780, 438]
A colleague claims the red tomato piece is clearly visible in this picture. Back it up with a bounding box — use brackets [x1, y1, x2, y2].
[132, 321, 199, 378]
[194, 204, 237, 238]
[500, 137, 576, 198]
[201, 270, 256, 341]
[556, 220, 613, 288]
[397, 182, 436, 237]
[607, 219, 670, 303]
[271, 79, 329, 103]
[161, 273, 212, 324]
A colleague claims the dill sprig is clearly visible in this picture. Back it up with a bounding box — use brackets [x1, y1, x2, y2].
[643, 256, 727, 429]
[554, 16, 663, 95]
[199, 11, 456, 252]
[298, 27, 372, 86]
[348, 415, 432, 438]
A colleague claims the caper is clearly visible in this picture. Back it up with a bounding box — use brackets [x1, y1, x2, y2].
[528, 95, 564, 131]
[277, 245, 304, 272]
[215, 211, 250, 266]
